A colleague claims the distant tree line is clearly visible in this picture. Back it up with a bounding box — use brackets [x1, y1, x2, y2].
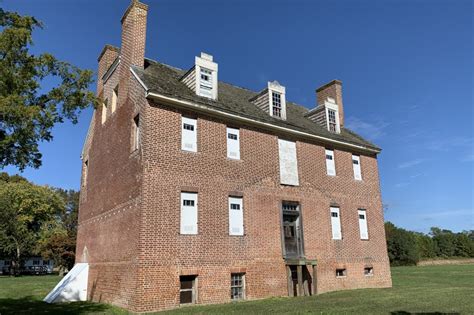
[0, 172, 78, 275]
[385, 222, 474, 266]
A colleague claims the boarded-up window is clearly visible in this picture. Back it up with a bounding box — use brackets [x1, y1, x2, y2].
[101, 99, 108, 124]
[330, 207, 342, 240]
[325, 149, 336, 176]
[112, 84, 118, 113]
[352, 155, 362, 180]
[132, 114, 140, 151]
[278, 139, 299, 186]
[181, 117, 197, 152]
[199, 67, 213, 98]
[227, 127, 240, 159]
[180, 275, 197, 304]
[358, 209, 369, 240]
[229, 197, 244, 236]
[180, 192, 198, 234]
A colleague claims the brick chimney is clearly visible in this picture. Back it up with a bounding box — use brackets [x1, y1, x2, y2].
[96, 45, 119, 96]
[316, 80, 344, 127]
[120, 0, 148, 69]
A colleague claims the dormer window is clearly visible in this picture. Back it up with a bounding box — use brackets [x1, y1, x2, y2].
[272, 92, 282, 118]
[199, 67, 213, 98]
[328, 109, 337, 132]
[180, 52, 218, 100]
[251, 81, 287, 120]
[325, 99, 340, 133]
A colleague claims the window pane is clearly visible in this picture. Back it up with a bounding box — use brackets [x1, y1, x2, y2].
[180, 291, 193, 304]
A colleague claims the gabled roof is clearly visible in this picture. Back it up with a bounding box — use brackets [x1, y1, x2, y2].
[131, 59, 380, 153]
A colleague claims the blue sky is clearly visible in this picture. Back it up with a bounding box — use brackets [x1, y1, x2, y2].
[3, 0, 473, 233]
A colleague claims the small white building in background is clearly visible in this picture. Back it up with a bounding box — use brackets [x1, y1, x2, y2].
[0, 257, 55, 274]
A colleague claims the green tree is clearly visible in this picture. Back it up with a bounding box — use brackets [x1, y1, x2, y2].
[385, 222, 420, 266]
[0, 8, 96, 170]
[37, 188, 79, 274]
[415, 233, 437, 259]
[430, 227, 457, 257]
[0, 179, 64, 274]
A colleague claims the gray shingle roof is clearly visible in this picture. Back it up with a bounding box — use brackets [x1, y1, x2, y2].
[132, 59, 380, 152]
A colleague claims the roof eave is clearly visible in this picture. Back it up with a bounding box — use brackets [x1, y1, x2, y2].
[146, 91, 381, 154]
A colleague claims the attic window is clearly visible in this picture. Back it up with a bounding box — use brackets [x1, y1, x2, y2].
[199, 67, 213, 98]
[328, 109, 337, 132]
[272, 92, 282, 118]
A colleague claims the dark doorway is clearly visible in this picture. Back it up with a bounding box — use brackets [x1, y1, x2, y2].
[282, 202, 304, 258]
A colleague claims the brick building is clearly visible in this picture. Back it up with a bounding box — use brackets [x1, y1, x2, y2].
[76, 0, 392, 312]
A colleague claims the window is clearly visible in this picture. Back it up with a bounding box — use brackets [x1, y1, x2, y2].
[33, 260, 40, 265]
[82, 159, 88, 187]
[43, 260, 49, 265]
[231, 273, 245, 300]
[336, 269, 347, 277]
[326, 106, 340, 133]
[181, 117, 197, 152]
[272, 92, 282, 118]
[325, 149, 336, 176]
[199, 67, 213, 98]
[4, 260, 11, 266]
[101, 99, 108, 124]
[352, 155, 362, 180]
[226, 127, 240, 159]
[112, 84, 119, 113]
[132, 115, 140, 151]
[364, 267, 373, 276]
[180, 275, 197, 304]
[330, 207, 342, 240]
[180, 192, 198, 234]
[278, 139, 299, 186]
[229, 197, 244, 236]
[328, 109, 337, 132]
[358, 209, 369, 240]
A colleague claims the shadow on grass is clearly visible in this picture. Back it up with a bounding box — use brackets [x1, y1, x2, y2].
[0, 296, 111, 314]
[391, 312, 460, 315]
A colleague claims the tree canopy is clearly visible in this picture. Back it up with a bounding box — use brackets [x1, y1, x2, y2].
[0, 8, 96, 170]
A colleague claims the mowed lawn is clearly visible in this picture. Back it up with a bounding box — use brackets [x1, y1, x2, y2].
[0, 264, 473, 314]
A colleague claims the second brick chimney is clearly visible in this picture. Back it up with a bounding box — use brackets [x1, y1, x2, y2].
[316, 80, 344, 127]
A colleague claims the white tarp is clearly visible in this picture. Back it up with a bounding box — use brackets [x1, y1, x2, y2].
[44, 263, 89, 303]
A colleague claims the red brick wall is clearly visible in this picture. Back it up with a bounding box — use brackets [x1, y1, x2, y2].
[125, 99, 391, 312]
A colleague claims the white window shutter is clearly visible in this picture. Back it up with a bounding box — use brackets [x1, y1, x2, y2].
[330, 207, 342, 240]
[325, 149, 336, 176]
[358, 210, 369, 240]
[352, 155, 362, 180]
[180, 192, 198, 234]
[278, 139, 299, 186]
[181, 117, 197, 152]
[229, 197, 244, 236]
[226, 127, 240, 159]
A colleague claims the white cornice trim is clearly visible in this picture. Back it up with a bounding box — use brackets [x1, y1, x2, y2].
[146, 91, 380, 154]
[130, 67, 149, 93]
[102, 57, 120, 83]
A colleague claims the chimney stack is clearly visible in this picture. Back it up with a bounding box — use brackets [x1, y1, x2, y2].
[316, 80, 344, 127]
[96, 45, 120, 96]
[120, 0, 148, 69]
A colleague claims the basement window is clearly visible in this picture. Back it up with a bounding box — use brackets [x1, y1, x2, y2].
[180, 275, 197, 304]
[336, 269, 346, 278]
[364, 267, 373, 276]
[231, 273, 245, 300]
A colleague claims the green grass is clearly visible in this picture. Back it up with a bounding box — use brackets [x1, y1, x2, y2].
[1, 264, 473, 314]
